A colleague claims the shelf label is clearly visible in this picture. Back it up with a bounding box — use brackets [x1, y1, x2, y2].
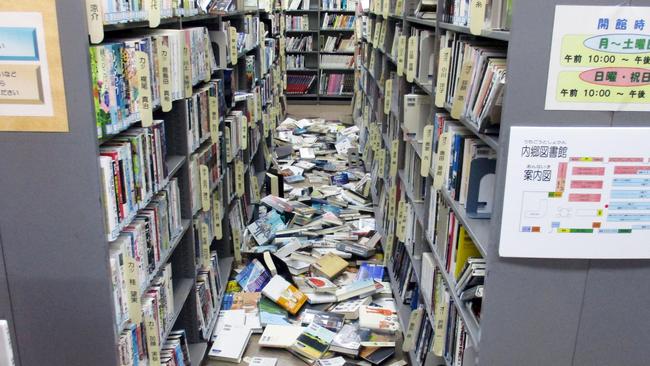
[136, 51, 153, 127]
[250, 174, 261, 203]
[469, 0, 487, 35]
[373, 124, 381, 152]
[229, 27, 238, 65]
[433, 132, 452, 190]
[388, 184, 397, 221]
[396, 200, 406, 241]
[395, 0, 404, 16]
[200, 164, 211, 212]
[397, 36, 406, 76]
[235, 160, 245, 197]
[406, 36, 417, 83]
[379, 23, 387, 48]
[203, 34, 212, 82]
[435, 48, 450, 108]
[183, 42, 192, 98]
[241, 116, 248, 150]
[377, 148, 386, 177]
[209, 91, 219, 143]
[145, 0, 161, 28]
[451, 58, 474, 119]
[384, 229, 394, 266]
[124, 256, 142, 324]
[384, 79, 393, 115]
[200, 222, 211, 267]
[421, 125, 434, 177]
[232, 228, 242, 263]
[373, 22, 382, 46]
[263, 111, 270, 137]
[144, 310, 161, 366]
[86, 0, 104, 44]
[212, 196, 223, 240]
[390, 139, 399, 177]
[383, 0, 390, 17]
[158, 41, 172, 112]
[225, 126, 232, 162]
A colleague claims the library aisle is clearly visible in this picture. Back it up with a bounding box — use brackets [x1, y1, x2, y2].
[3, 1, 650, 366]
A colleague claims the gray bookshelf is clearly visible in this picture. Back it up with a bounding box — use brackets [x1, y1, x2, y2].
[285, 1, 357, 103]
[0, 2, 285, 366]
[357, 0, 650, 365]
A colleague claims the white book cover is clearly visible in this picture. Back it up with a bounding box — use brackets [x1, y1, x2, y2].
[0, 320, 15, 366]
[259, 324, 304, 348]
[208, 324, 252, 362]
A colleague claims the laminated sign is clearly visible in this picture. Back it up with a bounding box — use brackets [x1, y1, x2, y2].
[546, 5, 650, 111]
[0, 4, 68, 131]
[500, 126, 650, 259]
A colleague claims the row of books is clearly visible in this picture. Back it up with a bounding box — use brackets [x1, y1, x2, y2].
[196, 252, 226, 340]
[440, 0, 513, 30]
[287, 15, 311, 30]
[319, 73, 355, 95]
[116, 263, 175, 365]
[90, 27, 216, 138]
[97, 0, 202, 24]
[322, 14, 355, 28]
[100, 121, 170, 240]
[286, 74, 317, 94]
[438, 30, 506, 133]
[185, 81, 224, 155]
[321, 35, 355, 52]
[287, 54, 308, 69]
[320, 54, 354, 68]
[322, 0, 358, 10]
[287, 36, 315, 51]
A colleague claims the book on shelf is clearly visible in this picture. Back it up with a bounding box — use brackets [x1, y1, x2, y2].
[287, 35, 314, 51]
[286, 74, 317, 94]
[321, 36, 355, 52]
[320, 54, 354, 69]
[287, 15, 311, 30]
[322, 0, 358, 10]
[321, 13, 356, 29]
[415, 0, 436, 19]
[319, 72, 355, 95]
[441, 0, 512, 30]
[438, 30, 507, 133]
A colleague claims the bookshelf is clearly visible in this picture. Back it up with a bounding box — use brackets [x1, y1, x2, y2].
[355, 0, 650, 366]
[0, 1, 285, 365]
[284, 0, 357, 102]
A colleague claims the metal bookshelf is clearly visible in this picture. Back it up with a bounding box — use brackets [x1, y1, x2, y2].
[285, 2, 357, 103]
[0, 3, 285, 365]
[355, 0, 650, 366]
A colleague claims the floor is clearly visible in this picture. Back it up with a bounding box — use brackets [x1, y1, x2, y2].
[204, 102, 409, 366]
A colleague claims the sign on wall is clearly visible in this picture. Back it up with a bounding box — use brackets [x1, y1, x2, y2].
[0, 2, 68, 132]
[546, 5, 650, 111]
[500, 126, 650, 259]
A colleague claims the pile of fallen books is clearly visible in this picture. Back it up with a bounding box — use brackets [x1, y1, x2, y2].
[206, 118, 406, 365]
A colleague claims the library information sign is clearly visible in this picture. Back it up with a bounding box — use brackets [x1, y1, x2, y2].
[500, 126, 650, 259]
[0, 2, 68, 132]
[546, 5, 650, 111]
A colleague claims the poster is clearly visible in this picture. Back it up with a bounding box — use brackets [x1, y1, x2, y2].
[0, 2, 68, 132]
[500, 126, 650, 259]
[546, 5, 650, 111]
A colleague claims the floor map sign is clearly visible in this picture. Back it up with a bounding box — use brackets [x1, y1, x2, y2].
[546, 5, 650, 111]
[500, 126, 650, 259]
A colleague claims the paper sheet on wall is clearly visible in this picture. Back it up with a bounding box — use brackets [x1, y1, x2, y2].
[546, 5, 650, 111]
[500, 126, 650, 259]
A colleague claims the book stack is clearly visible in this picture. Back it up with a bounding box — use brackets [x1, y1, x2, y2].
[321, 54, 354, 69]
[319, 73, 355, 95]
[116, 263, 175, 364]
[202, 117, 410, 365]
[321, 36, 355, 52]
[287, 15, 311, 30]
[322, 0, 358, 10]
[438, 31, 507, 133]
[287, 36, 314, 51]
[287, 54, 308, 69]
[286, 74, 317, 94]
[89, 28, 216, 139]
[321, 13, 356, 29]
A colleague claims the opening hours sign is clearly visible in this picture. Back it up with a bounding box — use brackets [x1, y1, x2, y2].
[546, 5, 650, 111]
